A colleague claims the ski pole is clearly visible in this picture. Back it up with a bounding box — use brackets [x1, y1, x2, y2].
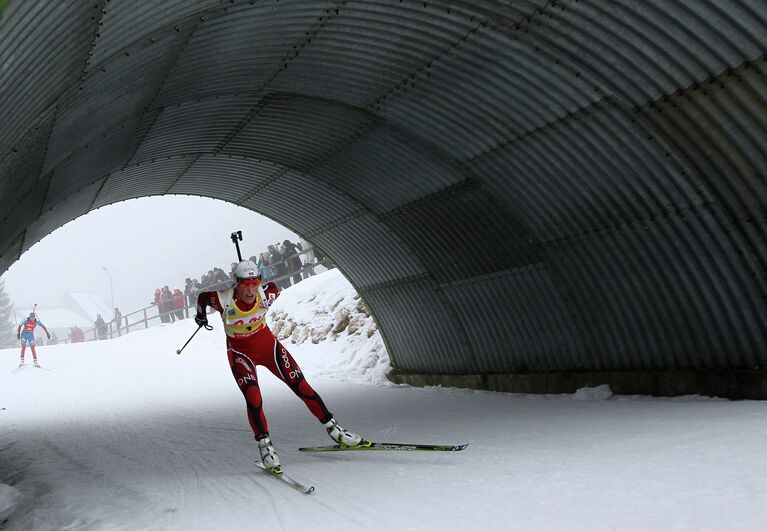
[176, 323, 212, 355]
[231, 231, 243, 261]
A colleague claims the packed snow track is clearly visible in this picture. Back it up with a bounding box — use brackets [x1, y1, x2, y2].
[1, 311, 766, 529]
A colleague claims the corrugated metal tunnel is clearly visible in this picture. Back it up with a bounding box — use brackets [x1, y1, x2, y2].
[1, 1, 766, 397]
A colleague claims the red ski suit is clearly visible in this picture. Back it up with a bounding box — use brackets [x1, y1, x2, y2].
[196, 283, 331, 439]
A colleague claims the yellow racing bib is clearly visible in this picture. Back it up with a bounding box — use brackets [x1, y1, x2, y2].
[218, 287, 269, 338]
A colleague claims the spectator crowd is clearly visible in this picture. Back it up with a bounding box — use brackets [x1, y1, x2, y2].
[58, 240, 332, 344]
[169, 239, 333, 320]
[67, 325, 85, 343]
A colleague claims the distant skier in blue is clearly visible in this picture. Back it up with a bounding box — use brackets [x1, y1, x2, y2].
[17, 312, 50, 367]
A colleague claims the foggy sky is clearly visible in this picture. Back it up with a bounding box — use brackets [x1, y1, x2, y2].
[1, 196, 299, 314]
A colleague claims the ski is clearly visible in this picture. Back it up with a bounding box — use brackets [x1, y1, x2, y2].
[255, 462, 315, 494]
[12, 364, 50, 373]
[299, 441, 469, 453]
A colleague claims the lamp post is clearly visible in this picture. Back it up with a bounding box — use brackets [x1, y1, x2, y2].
[102, 267, 114, 310]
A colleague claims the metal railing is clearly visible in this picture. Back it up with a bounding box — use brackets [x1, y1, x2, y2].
[60, 249, 333, 344]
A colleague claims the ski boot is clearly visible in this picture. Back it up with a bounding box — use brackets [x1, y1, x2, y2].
[18, 358, 24, 368]
[33, 359, 40, 368]
[323, 418, 369, 448]
[257, 436, 281, 472]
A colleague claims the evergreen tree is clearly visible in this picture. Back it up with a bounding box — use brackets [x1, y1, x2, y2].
[0, 280, 17, 348]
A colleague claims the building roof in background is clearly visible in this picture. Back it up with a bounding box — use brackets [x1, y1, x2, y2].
[64, 292, 113, 322]
[29, 306, 91, 328]
[26, 292, 112, 331]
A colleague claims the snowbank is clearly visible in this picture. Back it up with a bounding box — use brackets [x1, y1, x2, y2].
[572, 384, 614, 401]
[267, 269, 391, 385]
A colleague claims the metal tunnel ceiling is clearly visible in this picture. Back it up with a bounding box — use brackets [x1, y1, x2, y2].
[1, 0, 766, 382]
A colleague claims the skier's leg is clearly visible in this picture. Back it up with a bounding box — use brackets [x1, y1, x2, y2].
[228, 347, 269, 437]
[228, 347, 280, 469]
[19, 343, 26, 363]
[265, 338, 366, 446]
[264, 338, 333, 423]
[30, 345, 38, 361]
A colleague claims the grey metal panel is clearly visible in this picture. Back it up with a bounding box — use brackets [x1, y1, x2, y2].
[89, 0, 218, 67]
[524, 0, 767, 107]
[43, 112, 159, 212]
[0, 187, 46, 256]
[310, 125, 463, 213]
[465, 101, 706, 242]
[46, 30, 189, 174]
[722, 212, 767, 313]
[635, 59, 767, 335]
[0, 232, 25, 278]
[130, 96, 251, 164]
[443, 264, 588, 373]
[0, 1, 96, 156]
[545, 229, 678, 371]
[376, 22, 600, 159]
[685, 209, 767, 368]
[23, 179, 104, 253]
[382, 180, 542, 283]
[429, 0, 550, 25]
[220, 93, 380, 170]
[362, 280, 474, 373]
[167, 155, 283, 204]
[158, 0, 336, 105]
[92, 158, 195, 210]
[242, 171, 367, 237]
[312, 214, 425, 290]
[544, 208, 767, 371]
[268, 0, 479, 107]
[638, 59, 767, 221]
[0, 111, 55, 220]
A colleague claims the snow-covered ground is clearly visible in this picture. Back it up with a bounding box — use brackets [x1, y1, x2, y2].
[1, 270, 767, 530]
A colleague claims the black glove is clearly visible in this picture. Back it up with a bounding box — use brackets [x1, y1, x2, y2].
[17, 334, 20, 340]
[194, 314, 208, 327]
[47, 333, 51, 339]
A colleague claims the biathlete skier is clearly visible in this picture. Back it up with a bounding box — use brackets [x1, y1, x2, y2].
[17, 312, 50, 367]
[195, 259, 367, 471]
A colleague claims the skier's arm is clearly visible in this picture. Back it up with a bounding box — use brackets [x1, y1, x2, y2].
[195, 291, 222, 326]
[16, 323, 21, 339]
[39, 321, 50, 338]
[263, 281, 281, 306]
